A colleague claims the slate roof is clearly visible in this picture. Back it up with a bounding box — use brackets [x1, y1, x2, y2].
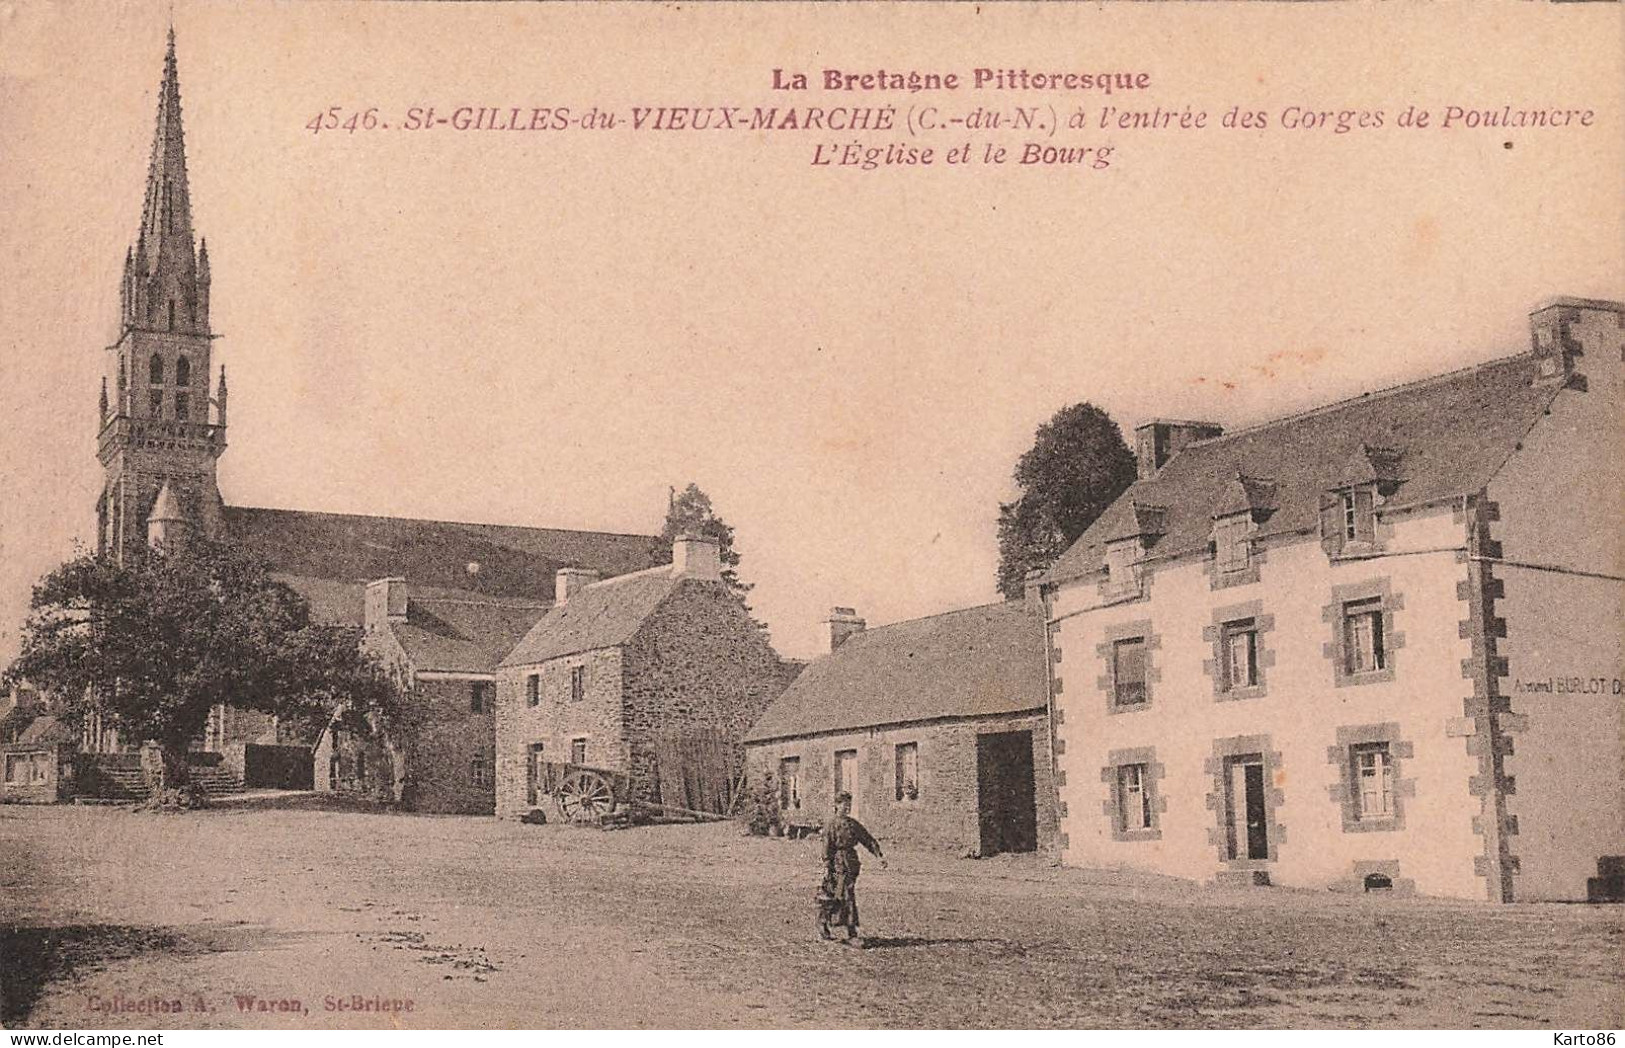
[11, 714, 77, 747]
[1045, 353, 1557, 583]
[743, 601, 1047, 743]
[390, 586, 550, 675]
[500, 567, 682, 668]
[224, 506, 660, 624]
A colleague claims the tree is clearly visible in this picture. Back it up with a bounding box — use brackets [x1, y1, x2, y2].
[996, 402, 1138, 599]
[657, 483, 751, 599]
[3, 538, 401, 794]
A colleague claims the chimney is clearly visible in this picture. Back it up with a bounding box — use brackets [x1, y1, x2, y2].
[671, 534, 723, 582]
[364, 577, 408, 632]
[554, 567, 600, 605]
[1022, 568, 1048, 613]
[826, 607, 866, 653]
[1134, 419, 1224, 480]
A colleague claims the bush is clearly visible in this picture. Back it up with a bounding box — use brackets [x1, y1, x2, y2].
[743, 774, 782, 837]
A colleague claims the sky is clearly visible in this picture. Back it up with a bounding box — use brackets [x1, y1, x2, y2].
[0, 0, 1620, 661]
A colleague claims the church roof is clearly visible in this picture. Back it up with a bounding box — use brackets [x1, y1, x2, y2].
[500, 567, 681, 668]
[390, 586, 548, 675]
[1044, 353, 1558, 583]
[225, 506, 660, 625]
[743, 601, 1047, 743]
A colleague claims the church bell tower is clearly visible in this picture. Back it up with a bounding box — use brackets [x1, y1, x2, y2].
[97, 29, 227, 561]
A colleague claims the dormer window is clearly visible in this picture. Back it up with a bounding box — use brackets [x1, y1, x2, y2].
[1213, 515, 1252, 576]
[1322, 485, 1377, 554]
[1105, 539, 1144, 599]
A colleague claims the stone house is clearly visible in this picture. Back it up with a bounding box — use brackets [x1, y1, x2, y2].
[1, 689, 78, 804]
[1038, 297, 1624, 902]
[743, 600, 1056, 856]
[494, 536, 791, 820]
[314, 580, 550, 813]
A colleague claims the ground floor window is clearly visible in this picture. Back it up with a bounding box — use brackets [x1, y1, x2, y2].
[1118, 763, 1152, 832]
[834, 748, 857, 807]
[471, 755, 492, 787]
[778, 756, 801, 812]
[1353, 743, 1394, 821]
[894, 742, 919, 801]
[571, 737, 588, 765]
[527, 743, 545, 805]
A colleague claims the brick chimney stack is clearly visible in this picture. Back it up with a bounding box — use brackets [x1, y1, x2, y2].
[671, 534, 723, 582]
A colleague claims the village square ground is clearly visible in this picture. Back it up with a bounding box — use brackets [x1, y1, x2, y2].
[2, 799, 1620, 1030]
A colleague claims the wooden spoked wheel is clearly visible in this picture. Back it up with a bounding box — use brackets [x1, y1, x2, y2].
[556, 770, 616, 822]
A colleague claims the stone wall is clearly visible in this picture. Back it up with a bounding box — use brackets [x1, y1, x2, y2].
[495, 648, 624, 818]
[745, 711, 1055, 855]
[620, 580, 790, 803]
[402, 679, 495, 815]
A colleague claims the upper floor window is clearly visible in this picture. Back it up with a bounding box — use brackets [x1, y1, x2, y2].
[149, 354, 164, 385]
[1112, 637, 1148, 708]
[175, 355, 191, 386]
[1220, 619, 1259, 691]
[570, 665, 586, 703]
[1342, 598, 1386, 675]
[148, 390, 163, 417]
[470, 681, 491, 713]
[525, 674, 540, 707]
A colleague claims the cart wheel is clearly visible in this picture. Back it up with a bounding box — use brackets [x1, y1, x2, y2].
[556, 770, 616, 823]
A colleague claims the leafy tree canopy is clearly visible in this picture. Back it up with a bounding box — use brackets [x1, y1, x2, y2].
[996, 402, 1137, 600]
[3, 538, 401, 785]
[657, 483, 750, 597]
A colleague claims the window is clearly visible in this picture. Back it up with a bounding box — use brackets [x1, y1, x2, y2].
[778, 756, 801, 812]
[570, 665, 586, 703]
[1112, 637, 1148, 707]
[174, 392, 189, 421]
[167, 300, 175, 330]
[1221, 619, 1259, 691]
[570, 738, 587, 765]
[3, 755, 22, 783]
[834, 748, 857, 800]
[470, 681, 491, 713]
[1214, 516, 1251, 575]
[1325, 486, 1376, 550]
[1352, 743, 1394, 822]
[894, 742, 919, 802]
[1117, 763, 1153, 832]
[526, 674, 540, 707]
[1105, 540, 1143, 597]
[149, 354, 164, 384]
[175, 355, 191, 386]
[526, 743, 545, 805]
[470, 755, 491, 787]
[1343, 599, 1386, 675]
[148, 390, 164, 417]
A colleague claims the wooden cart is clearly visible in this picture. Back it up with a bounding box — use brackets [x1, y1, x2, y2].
[543, 761, 632, 824]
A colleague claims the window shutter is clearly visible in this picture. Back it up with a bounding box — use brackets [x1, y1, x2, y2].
[1318, 493, 1342, 553]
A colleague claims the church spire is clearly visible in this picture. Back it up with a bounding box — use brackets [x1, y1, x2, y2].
[126, 27, 205, 334]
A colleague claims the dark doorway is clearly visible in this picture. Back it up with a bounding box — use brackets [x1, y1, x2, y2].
[976, 730, 1038, 855]
[1224, 756, 1269, 860]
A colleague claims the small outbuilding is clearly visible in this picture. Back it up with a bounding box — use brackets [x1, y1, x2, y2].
[743, 600, 1057, 856]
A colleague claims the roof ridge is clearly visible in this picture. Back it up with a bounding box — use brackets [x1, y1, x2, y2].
[411, 596, 550, 610]
[583, 564, 675, 589]
[1183, 351, 1532, 449]
[224, 503, 658, 541]
[853, 598, 1026, 638]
